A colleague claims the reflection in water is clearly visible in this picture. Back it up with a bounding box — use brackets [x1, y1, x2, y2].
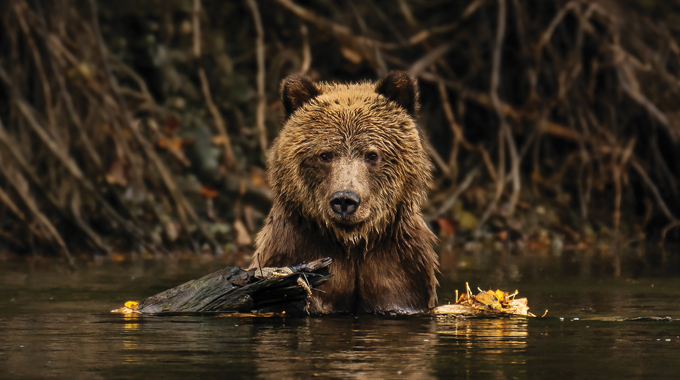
[253, 317, 438, 379]
[434, 318, 528, 379]
[437, 318, 528, 351]
[123, 314, 140, 331]
[122, 314, 140, 363]
[250, 316, 529, 379]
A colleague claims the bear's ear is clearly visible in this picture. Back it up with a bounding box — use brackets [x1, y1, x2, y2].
[280, 74, 320, 118]
[375, 71, 419, 115]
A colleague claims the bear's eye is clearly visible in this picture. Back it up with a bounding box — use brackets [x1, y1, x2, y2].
[365, 152, 379, 163]
[319, 152, 333, 163]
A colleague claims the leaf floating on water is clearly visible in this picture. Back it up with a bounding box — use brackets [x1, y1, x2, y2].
[433, 282, 538, 317]
[111, 301, 140, 314]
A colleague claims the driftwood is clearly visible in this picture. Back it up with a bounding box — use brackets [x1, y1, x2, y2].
[113, 259, 543, 318]
[113, 258, 331, 314]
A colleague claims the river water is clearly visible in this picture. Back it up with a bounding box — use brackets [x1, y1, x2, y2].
[1, 247, 679, 379]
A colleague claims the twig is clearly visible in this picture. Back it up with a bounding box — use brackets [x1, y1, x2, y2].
[660, 222, 680, 247]
[246, 0, 268, 153]
[476, 0, 511, 235]
[198, 68, 237, 168]
[489, 0, 520, 216]
[0, 68, 85, 181]
[47, 46, 103, 169]
[428, 148, 451, 179]
[70, 193, 109, 253]
[418, 72, 584, 142]
[616, 66, 675, 142]
[300, 24, 311, 73]
[0, 114, 108, 254]
[435, 167, 481, 217]
[396, 0, 418, 28]
[366, 0, 407, 45]
[0, 147, 72, 264]
[192, 0, 236, 168]
[85, 0, 145, 186]
[272, 0, 399, 69]
[13, 2, 57, 140]
[192, 0, 201, 59]
[407, 0, 486, 46]
[0, 178, 24, 221]
[630, 158, 678, 222]
[435, 81, 463, 180]
[536, 1, 579, 54]
[612, 138, 636, 231]
[409, 43, 453, 77]
[477, 145, 498, 182]
[0, 74, 146, 247]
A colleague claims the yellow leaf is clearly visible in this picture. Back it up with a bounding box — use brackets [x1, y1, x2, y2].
[458, 210, 477, 230]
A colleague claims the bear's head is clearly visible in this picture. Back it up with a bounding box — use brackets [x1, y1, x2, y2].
[269, 71, 433, 246]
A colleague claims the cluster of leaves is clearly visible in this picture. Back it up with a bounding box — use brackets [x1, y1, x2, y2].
[434, 283, 536, 317]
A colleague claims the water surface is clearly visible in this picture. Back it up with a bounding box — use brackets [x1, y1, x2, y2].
[1, 248, 679, 379]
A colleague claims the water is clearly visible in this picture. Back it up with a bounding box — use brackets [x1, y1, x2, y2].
[1, 248, 679, 379]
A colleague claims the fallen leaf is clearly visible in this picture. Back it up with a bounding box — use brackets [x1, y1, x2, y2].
[156, 137, 190, 166]
[249, 166, 267, 187]
[436, 217, 457, 235]
[200, 185, 219, 199]
[111, 300, 140, 314]
[157, 137, 184, 151]
[457, 210, 477, 230]
[497, 230, 508, 241]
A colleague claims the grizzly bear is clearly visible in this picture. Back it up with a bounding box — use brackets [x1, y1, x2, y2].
[250, 71, 438, 314]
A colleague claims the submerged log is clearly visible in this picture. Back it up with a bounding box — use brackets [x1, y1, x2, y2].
[112, 258, 332, 314]
[112, 260, 542, 318]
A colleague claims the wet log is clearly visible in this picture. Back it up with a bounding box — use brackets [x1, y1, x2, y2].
[118, 258, 332, 314]
[113, 260, 544, 318]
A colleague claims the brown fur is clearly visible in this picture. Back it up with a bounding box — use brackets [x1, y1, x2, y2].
[250, 71, 438, 314]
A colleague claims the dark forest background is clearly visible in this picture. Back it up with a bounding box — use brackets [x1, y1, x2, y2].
[1, 0, 679, 263]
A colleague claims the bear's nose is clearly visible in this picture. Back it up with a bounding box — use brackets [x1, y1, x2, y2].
[330, 191, 361, 218]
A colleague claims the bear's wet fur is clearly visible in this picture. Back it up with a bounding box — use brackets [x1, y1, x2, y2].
[250, 72, 438, 314]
